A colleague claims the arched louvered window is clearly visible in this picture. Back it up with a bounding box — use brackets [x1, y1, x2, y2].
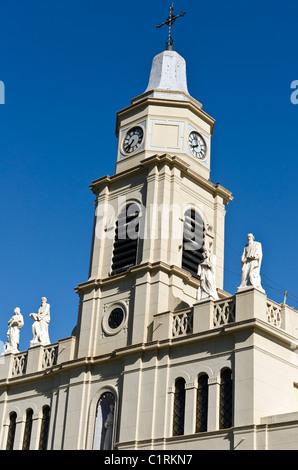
[196, 374, 208, 433]
[172, 378, 185, 436]
[39, 405, 50, 450]
[22, 408, 33, 450]
[6, 412, 17, 450]
[111, 203, 140, 275]
[219, 369, 233, 429]
[182, 208, 205, 278]
[93, 391, 116, 450]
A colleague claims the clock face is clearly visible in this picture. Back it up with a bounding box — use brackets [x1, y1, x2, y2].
[188, 131, 207, 160]
[123, 126, 144, 154]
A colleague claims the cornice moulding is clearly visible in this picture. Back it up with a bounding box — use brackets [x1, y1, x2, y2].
[89, 154, 233, 204]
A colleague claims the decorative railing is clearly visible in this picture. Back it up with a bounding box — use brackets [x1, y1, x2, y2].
[266, 300, 282, 328]
[213, 297, 236, 327]
[42, 345, 58, 369]
[172, 310, 193, 337]
[12, 352, 27, 376]
[152, 291, 293, 344]
[0, 338, 76, 381]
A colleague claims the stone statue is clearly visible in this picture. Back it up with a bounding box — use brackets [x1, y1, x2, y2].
[103, 404, 114, 450]
[197, 246, 218, 301]
[30, 297, 51, 346]
[4, 307, 24, 354]
[238, 233, 265, 292]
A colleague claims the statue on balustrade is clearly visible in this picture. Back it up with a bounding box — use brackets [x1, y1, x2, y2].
[238, 233, 265, 293]
[30, 297, 51, 346]
[197, 245, 218, 301]
[4, 307, 24, 354]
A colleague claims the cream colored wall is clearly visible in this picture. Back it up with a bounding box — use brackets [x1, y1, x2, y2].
[0, 380, 53, 450]
[78, 87, 230, 359]
[77, 155, 229, 356]
[2, 72, 298, 451]
[117, 336, 234, 445]
[116, 100, 213, 180]
[253, 337, 298, 420]
[1, 309, 298, 450]
[88, 174, 145, 281]
[2, 43, 298, 452]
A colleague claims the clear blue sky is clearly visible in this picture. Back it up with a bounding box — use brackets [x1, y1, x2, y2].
[0, 0, 298, 352]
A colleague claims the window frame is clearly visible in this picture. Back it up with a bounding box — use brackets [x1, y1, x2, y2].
[172, 377, 186, 436]
[219, 368, 233, 429]
[181, 208, 205, 278]
[22, 408, 33, 450]
[111, 202, 141, 275]
[38, 405, 51, 450]
[6, 411, 17, 450]
[196, 373, 209, 433]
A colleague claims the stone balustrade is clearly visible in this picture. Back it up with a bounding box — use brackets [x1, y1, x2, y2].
[153, 287, 298, 341]
[1, 288, 298, 380]
[0, 336, 76, 380]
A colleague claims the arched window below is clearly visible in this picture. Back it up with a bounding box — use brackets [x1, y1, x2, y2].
[172, 378, 185, 436]
[93, 391, 116, 450]
[111, 203, 140, 275]
[181, 209, 205, 278]
[39, 405, 50, 450]
[6, 412, 17, 450]
[196, 374, 208, 433]
[22, 408, 33, 450]
[219, 369, 233, 429]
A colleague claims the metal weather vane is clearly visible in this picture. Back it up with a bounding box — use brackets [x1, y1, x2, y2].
[156, 4, 186, 51]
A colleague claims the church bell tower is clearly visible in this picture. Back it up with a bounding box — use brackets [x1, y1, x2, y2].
[3, 7, 298, 453]
[74, 12, 233, 359]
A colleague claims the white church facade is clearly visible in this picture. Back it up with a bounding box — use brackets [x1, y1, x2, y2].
[1, 27, 298, 451]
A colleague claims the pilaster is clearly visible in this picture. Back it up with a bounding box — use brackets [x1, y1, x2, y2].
[131, 271, 152, 345]
[184, 381, 197, 434]
[118, 357, 142, 445]
[142, 165, 159, 263]
[29, 411, 41, 450]
[207, 376, 220, 431]
[89, 182, 111, 280]
[213, 194, 226, 291]
[12, 415, 24, 450]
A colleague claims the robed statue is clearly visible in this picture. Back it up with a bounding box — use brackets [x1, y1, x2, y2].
[4, 307, 24, 354]
[103, 404, 115, 450]
[238, 233, 265, 292]
[30, 297, 51, 346]
[197, 247, 218, 301]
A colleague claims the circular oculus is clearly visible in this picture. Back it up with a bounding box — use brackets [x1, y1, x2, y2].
[108, 307, 124, 330]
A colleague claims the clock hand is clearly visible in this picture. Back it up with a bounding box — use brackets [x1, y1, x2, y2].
[126, 136, 134, 149]
[131, 135, 138, 146]
[125, 136, 136, 151]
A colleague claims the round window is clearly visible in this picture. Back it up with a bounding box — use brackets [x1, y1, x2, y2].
[108, 308, 124, 330]
[102, 303, 127, 336]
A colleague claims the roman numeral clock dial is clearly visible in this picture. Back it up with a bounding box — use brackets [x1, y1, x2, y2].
[188, 131, 207, 160]
[122, 126, 144, 154]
